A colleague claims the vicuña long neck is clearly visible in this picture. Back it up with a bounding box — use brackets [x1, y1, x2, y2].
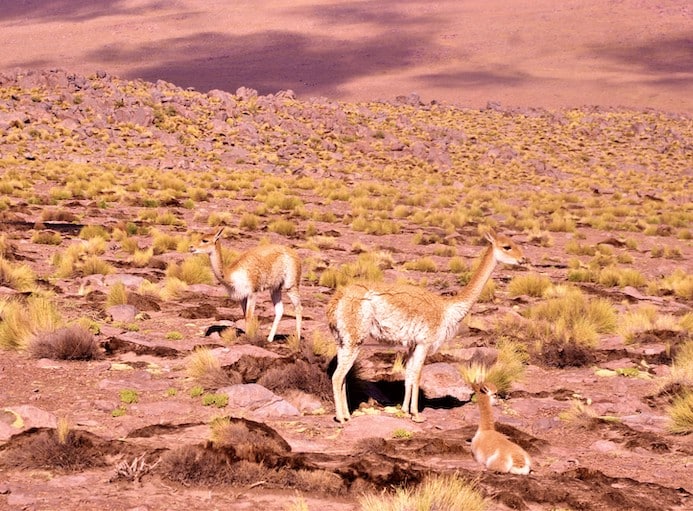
[208, 240, 228, 284]
[447, 245, 497, 321]
[476, 391, 496, 431]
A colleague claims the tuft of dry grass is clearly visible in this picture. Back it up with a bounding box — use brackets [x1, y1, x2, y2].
[310, 329, 337, 359]
[0, 295, 62, 350]
[209, 417, 290, 462]
[166, 255, 214, 285]
[0, 428, 107, 471]
[186, 347, 235, 389]
[106, 281, 128, 308]
[508, 272, 552, 298]
[524, 286, 616, 348]
[28, 324, 101, 360]
[0, 258, 36, 292]
[667, 390, 693, 434]
[358, 472, 487, 511]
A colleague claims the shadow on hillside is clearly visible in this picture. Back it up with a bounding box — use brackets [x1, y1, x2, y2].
[0, 0, 148, 21]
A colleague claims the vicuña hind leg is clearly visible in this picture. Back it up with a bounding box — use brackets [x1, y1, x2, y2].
[286, 286, 302, 340]
[267, 288, 284, 342]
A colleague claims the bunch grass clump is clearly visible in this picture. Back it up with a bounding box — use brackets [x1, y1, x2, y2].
[358, 472, 487, 511]
[105, 281, 128, 307]
[0, 295, 62, 350]
[524, 286, 616, 348]
[186, 347, 234, 389]
[508, 272, 552, 298]
[166, 255, 213, 285]
[0, 257, 37, 292]
[667, 390, 693, 434]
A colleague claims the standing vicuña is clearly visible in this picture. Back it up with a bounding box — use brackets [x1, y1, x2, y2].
[327, 231, 525, 423]
[470, 380, 532, 474]
[190, 228, 302, 342]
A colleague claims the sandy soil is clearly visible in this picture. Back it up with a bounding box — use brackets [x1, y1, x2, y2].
[0, 0, 691, 112]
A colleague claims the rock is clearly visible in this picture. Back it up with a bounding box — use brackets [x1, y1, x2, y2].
[218, 384, 300, 418]
[211, 345, 281, 367]
[591, 439, 620, 453]
[0, 405, 57, 440]
[107, 304, 138, 323]
[419, 362, 473, 401]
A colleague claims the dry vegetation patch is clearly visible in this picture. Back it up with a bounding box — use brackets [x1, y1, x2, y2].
[0, 69, 691, 511]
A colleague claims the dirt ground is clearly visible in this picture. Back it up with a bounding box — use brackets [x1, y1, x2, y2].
[0, 0, 691, 113]
[0, 2, 692, 511]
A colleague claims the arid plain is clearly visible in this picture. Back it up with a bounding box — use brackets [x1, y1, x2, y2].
[0, 1, 692, 510]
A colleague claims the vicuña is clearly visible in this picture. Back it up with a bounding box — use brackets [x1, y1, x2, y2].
[470, 380, 532, 474]
[327, 231, 526, 423]
[190, 228, 302, 342]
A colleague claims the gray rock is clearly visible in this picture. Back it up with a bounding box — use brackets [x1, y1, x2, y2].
[107, 304, 138, 323]
[218, 384, 300, 418]
[420, 362, 473, 401]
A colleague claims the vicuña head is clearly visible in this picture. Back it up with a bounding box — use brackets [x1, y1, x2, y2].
[469, 374, 532, 475]
[327, 230, 526, 423]
[189, 227, 302, 343]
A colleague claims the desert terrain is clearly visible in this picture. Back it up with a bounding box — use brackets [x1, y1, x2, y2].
[0, 1, 692, 511]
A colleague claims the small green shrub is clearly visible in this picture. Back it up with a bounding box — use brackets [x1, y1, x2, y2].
[119, 389, 139, 404]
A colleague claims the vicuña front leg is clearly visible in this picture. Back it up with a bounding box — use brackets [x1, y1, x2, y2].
[333, 345, 360, 423]
[402, 344, 428, 422]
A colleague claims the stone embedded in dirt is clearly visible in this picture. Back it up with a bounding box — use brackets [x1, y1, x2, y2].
[106, 304, 138, 323]
[337, 414, 425, 443]
[218, 383, 300, 419]
[211, 345, 281, 367]
[0, 405, 57, 440]
[419, 362, 473, 401]
[282, 389, 325, 415]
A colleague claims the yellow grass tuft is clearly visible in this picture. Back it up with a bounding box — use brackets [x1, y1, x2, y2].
[358, 472, 487, 511]
[166, 255, 214, 285]
[186, 347, 231, 389]
[0, 295, 63, 350]
[106, 281, 128, 308]
[667, 390, 693, 435]
[0, 258, 37, 292]
[508, 272, 552, 298]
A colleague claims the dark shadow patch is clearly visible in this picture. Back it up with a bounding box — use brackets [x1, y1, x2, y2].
[126, 422, 204, 439]
[180, 302, 217, 319]
[536, 339, 595, 368]
[102, 336, 181, 358]
[127, 292, 161, 312]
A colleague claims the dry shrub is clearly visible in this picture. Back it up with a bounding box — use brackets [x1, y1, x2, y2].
[160, 445, 236, 485]
[0, 428, 107, 471]
[257, 359, 332, 401]
[28, 325, 101, 360]
[160, 444, 347, 495]
[210, 417, 291, 463]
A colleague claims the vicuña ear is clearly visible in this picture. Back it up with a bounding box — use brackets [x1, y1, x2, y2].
[484, 229, 497, 244]
[213, 227, 225, 242]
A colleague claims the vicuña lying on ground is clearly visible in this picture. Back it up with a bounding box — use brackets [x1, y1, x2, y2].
[470, 378, 532, 474]
[190, 228, 302, 342]
[327, 231, 526, 423]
